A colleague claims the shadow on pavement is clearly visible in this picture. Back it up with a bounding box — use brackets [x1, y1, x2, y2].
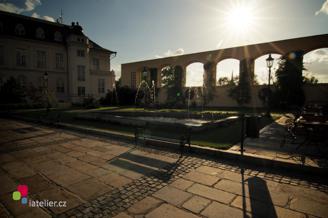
[241, 168, 277, 218]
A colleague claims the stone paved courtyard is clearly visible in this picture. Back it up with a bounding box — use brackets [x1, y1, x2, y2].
[0, 118, 328, 218]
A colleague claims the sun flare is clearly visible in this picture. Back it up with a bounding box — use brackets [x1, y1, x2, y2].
[224, 5, 256, 35]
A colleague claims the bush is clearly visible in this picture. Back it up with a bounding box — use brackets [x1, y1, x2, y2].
[82, 97, 99, 109]
[117, 86, 137, 106]
[0, 77, 26, 104]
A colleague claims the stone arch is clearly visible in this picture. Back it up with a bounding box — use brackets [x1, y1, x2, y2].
[254, 53, 282, 85]
[186, 62, 204, 87]
[216, 58, 240, 86]
[303, 48, 328, 83]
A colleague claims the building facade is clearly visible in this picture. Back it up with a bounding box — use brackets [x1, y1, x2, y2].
[0, 11, 116, 103]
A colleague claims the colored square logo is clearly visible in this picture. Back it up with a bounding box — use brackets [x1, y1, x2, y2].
[12, 191, 21, 201]
[17, 185, 28, 197]
[21, 197, 28, 205]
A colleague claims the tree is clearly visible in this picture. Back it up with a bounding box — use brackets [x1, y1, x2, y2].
[161, 66, 184, 106]
[0, 77, 26, 104]
[303, 75, 318, 84]
[217, 77, 229, 86]
[274, 53, 305, 107]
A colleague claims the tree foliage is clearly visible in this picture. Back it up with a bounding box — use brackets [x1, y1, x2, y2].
[0, 77, 26, 104]
[161, 66, 184, 106]
[274, 54, 305, 107]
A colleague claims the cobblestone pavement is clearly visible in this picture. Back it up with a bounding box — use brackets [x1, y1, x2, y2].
[0, 118, 328, 218]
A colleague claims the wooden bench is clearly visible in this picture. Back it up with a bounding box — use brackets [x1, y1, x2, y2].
[134, 122, 191, 152]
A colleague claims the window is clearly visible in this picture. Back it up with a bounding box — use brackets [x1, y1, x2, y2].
[77, 65, 85, 81]
[16, 49, 26, 67]
[98, 78, 105, 93]
[36, 50, 46, 68]
[131, 72, 136, 89]
[17, 75, 26, 87]
[56, 53, 64, 69]
[56, 79, 64, 93]
[77, 49, 85, 57]
[93, 58, 100, 70]
[36, 27, 45, 39]
[0, 46, 4, 65]
[54, 31, 62, 42]
[78, 86, 85, 96]
[15, 24, 25, 36]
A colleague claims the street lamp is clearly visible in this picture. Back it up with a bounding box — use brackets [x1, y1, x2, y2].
[43, 72, 50, 113]
[266, 54, 274, 116]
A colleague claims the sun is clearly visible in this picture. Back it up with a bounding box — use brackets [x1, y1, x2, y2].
[224, 5, 256, 35]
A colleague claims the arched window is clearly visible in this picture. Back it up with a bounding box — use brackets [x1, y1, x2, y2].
[15, 24, 25, 36]
[56, 78, 64, 93]
[36, 27, 45, 39]
[17, 75, 26, 87]
[54, 31, 62, 42]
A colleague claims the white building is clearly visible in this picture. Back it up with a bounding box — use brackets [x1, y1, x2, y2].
[0, 10, 116, 103]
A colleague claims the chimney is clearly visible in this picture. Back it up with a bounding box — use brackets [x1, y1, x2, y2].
[71, 22, 75, 26]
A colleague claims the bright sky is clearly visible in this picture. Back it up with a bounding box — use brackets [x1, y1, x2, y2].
[1, 0, 328, 85]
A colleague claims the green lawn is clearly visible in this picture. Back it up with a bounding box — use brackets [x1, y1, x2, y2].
[13, 107, 281, 150]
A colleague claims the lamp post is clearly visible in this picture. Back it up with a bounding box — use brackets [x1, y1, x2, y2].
[266, 54, 274, 117]
[43, 72, 50, 113]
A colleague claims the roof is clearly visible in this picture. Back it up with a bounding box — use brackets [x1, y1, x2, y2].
[89, 39, 116, 54]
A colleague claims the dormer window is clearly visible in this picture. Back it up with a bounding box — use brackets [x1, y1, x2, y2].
[54, 31, 62, 42]
[36, 27, 45, 39]
[15, 24, 25, 36]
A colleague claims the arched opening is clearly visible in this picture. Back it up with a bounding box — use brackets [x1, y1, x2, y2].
[216, 59, 240, 86]
[303, 48, 328, 83]
[186, 62, 204, 87]
[254, 53, 281, 85]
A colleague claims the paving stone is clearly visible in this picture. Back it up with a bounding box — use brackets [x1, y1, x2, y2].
[35, 188, 83, 214]
[98, 172, 132, 188]
[0, 154, 16, 164]
[218, 170, 250, 183]
[187, 183, 235, 204]
[182, 195, 211, 214]
[153, 186, 192, 206]
[201, 201, 245, 218]
[196, 166, 224, 176]
[145, 203, 200, 218]
[113, 212, 133, 218]
[68, 178, 113, 201]
[66, 151, 85, 158]
[1, 161, 36, 179]
[290, 196, 328, 218]
[19, 174, 55, 194]
[214, 178, 289, 207]
[0, 193, 48, 217]
[0, 173, 17, 195]
[275, 207, 306, 218]
[231, 195, 276, 217]
[183, 171, 219, 186]
[46, 168, 90, 187]
[170, 178, 194, 190]
[0, 203, 11, 218]
[128, 196, 162, 215]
